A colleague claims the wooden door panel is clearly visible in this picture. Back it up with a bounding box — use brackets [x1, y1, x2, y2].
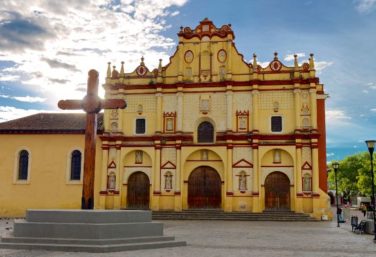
[188, 166, 221, 209]
[265, 172, 290, 210]
[127, 172, 150, 209]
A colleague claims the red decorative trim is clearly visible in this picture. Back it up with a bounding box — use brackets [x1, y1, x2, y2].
[302, 161, 312, 170]
[105, 78, 320, 91]
[252, 192, 259, 196]
[186, 159, 222, 162]
[178, 19, 234, 40]
[174, 191, 181, 195]
[217, 49, 227, 63]
[124, 165, 152, 168]
[261, 165, 294, 168]
[312, 192, 320, 197]
[296, 192, 304, 196]
[153, 191, 161, 195]
[161, 161, 176, 169]
[99, 190, 108, 195]
[107, 161, 116, 169]
[236, 110, 249, 132]
[226, 192, 234, 196]
[232, 159, 253, 168]
[163, 112, 176, 133]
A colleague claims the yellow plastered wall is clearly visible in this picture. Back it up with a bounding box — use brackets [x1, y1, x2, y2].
[0, 134, 103, 217]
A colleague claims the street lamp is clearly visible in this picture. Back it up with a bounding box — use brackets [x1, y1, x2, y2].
[332, 161, 340, 227]
[365, 140, 376, 241]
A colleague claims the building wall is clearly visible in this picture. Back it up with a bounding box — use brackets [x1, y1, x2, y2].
[0, 134, 104, 217]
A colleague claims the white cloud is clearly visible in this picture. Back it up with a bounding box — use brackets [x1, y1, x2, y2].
[371, 108, 376, 112]
[326, 152, 335, 157]
[0, 94, 46, 103]
[0, 106, 54, 122]
[315, 61, 334, 72]
[0, 0, 188, 108]
[0, 74, 20, 82]
[326, 109, 352, 125]
[355, 0, 376, 13]
[284, 53, 305, 62]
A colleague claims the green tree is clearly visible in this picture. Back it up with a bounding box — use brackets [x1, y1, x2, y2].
[328, 152, 375, 200]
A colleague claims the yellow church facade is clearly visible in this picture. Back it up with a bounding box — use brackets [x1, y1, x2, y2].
[0, 19, 331, 219]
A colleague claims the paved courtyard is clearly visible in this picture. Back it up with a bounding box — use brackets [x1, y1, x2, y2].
[0, 213, 375, 257]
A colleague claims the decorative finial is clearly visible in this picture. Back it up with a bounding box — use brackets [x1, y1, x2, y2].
[106, 62, 111, 78]
[120, 61, 124, 77]
[180, 26, 183, 31]
[274, 52, 278, 60]
[253, 53, 258, 71]
[294, 54, 298, 68]
[141, 56, 145, 65]
[158, 59, 162, 69]
[309, 53, 315, 69]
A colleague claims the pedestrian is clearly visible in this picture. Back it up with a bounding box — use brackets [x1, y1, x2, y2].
[360, 203, 366, 217]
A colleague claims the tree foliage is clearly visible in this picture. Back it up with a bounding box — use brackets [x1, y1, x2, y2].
[328, 152, 375, 199]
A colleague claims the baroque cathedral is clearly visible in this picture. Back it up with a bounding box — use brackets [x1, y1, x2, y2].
[0, 19, 331, 219]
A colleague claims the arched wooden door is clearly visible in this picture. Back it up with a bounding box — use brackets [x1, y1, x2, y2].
[127, 172, 150, 209]
[265, 172, 290, 210]
[188, 166, 221, 209]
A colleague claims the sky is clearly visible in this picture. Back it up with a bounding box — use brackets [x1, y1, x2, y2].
[0, 0, 375, 161]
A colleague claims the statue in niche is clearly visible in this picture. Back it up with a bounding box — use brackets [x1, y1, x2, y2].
[135, 150, 143, 164]
[110, 109, 118, 119]
[200, 99, 210, 112]
[301, 103, 310, 114]
[107, 172, 116, 190]
[164, 172, 173, 190]
[273, 149, 281, 163]
[303, 173, 312, 192]
[239, 171, 247, 191]
[201, 150, 209, 160]
[111, 121, 118, 132]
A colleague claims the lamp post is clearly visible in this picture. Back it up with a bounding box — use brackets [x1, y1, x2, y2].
[365, 140, 376, 241]
[332, 161, 340, 227]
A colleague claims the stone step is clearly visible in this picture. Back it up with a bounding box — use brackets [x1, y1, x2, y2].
[0, 240, 187, 253]
[14, 220, 164, 239]
[2, 235, 176, 245]
[0, 209, 186, 253]
[152, 210, 316, 221]
[26, 209, 151, 223]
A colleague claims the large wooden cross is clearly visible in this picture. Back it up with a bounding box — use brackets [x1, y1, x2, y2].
[58, 69, 126, 209]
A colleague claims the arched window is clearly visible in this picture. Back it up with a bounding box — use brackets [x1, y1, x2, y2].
[70, 150, 82, 180]
[197, 121, 214, 143]
[18, 150, 29, 180]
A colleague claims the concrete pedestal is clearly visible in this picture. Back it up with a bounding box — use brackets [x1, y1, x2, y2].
[0, 209, 186, 252]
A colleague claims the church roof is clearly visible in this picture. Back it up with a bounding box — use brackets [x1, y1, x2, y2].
[0, 113, 104, 134]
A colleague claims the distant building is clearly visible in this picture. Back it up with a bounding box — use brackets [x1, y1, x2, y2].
[0, 19, 330, 219]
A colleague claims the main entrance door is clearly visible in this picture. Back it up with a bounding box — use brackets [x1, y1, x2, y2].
[127, 172, 150, 209]
[188, 166, 221, 208]
[265, 172, 290, 210]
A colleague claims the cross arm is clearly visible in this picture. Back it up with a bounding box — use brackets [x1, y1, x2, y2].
[58, 100, 82, 110]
